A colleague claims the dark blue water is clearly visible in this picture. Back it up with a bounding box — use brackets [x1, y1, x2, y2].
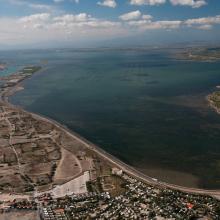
[6, 48, 220, 189]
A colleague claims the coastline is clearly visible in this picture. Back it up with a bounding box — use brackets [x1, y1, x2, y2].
[2, 69, 220, 199]
[207, 93, 220, 115]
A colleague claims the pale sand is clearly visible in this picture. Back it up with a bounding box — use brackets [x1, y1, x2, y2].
[35, 171, 90, 198]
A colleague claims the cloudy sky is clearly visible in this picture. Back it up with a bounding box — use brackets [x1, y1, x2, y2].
[0, 0, 220, 48]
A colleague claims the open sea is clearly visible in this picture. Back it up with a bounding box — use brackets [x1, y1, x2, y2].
[2, 48, 220, 189]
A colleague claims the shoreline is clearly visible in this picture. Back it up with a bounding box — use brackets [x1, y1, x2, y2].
[207, 93, 220, 115]
[2, 69, 220, 199]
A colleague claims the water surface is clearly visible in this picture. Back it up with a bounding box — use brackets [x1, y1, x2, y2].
[8, 48, 220, 189]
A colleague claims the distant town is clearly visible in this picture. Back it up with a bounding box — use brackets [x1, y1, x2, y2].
[0, 65, 220, 220]
[175, 47, 220, 62]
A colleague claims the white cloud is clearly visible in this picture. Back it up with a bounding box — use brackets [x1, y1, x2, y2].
[130, 0, 207, 7]
[185, 15, 220, 25]
[142, 14, 153, 20]
[18, 13, 51, 30]
[7, 0, 28, 6]
[54, 13, 93, 23]
[70, 0, 79, 3]
[130, 0, 166, 6]
[53, 16, 120, 29]
[124, 11, 220, 30]
[197, 24, 213, 30]
[150, 20, 182, 29]
[12, 13, 220, 33]
[1, 11, 219, 48]
[97, 0, 117, 8]
[29, 3, 54, 11]
[119, 10, 141, 21]
[170, 0, 207, 8]
[8, 0, 61, 13]
[19, 13, 51, 23]
[128, 19, 182, 29]
[0, 12, 125, 48]
[53, 0, 65, 3]
[121, 10, 181, 30]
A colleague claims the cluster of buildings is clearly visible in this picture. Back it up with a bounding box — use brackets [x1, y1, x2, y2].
[41, 207, 67, 220]
[37, 170, 220, 220]
[39, 192, 111, 220]
[0, 198, 37, 213]
[2, 176, 219, 219]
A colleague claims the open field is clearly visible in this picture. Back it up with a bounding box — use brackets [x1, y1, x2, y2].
[0, 211, 40, 220]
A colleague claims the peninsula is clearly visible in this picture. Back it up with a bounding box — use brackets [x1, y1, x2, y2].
[175, 47, 220, 62]
[207, 89, 220, 113]
[0, 67, 220, 219]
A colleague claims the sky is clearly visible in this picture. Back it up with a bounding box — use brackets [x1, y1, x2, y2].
[0, 0, 220, 48]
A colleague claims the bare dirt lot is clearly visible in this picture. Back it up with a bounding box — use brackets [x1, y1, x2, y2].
[54, 147, 82, 184]
[0, 211, 39, 220]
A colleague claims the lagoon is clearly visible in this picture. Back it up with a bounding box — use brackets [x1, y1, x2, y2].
[8, 48, 220, 189]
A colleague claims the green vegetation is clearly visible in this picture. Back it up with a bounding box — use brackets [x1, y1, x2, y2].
[21, 66, 41, 75]
[209, 91, 220, 109]
[86, 181, 93, 192]
[96, 177, 103, 193]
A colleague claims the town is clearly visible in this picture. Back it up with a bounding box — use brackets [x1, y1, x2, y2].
[1, 169, 220, 219]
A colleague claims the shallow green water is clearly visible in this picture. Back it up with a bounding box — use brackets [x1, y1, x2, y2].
[8, 48, 220, 189]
